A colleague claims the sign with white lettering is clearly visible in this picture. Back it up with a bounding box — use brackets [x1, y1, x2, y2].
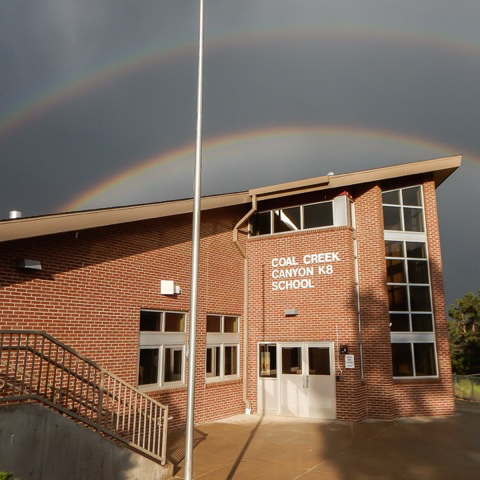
[345, 355, 355, 369]
[270, 252, 341, 291]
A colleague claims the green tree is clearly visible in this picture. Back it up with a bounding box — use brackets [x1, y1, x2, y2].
[448, 290, 480, 374]
[0, 473, 18, 480]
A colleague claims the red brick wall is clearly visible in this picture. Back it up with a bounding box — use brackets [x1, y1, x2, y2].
[0, 205, 247, 430]
[245, 179, 454, 421]
[246, 223, 365, 421]
[354, 184, 396, 419]
[0, 176, 455, 426]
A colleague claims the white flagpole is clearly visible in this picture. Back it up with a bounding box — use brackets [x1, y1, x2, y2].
[184, 0, 204, 478]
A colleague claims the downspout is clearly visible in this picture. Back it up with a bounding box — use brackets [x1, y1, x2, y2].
[351, 202, 364, 380]
[233, 194, 257, 414]
[352, 201, 368, 418]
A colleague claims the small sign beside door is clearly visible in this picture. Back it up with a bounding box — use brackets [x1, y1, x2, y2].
[345, 354, 355, 369]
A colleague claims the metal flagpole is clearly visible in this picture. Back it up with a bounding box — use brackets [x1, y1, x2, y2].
[184, 0, 204, 478]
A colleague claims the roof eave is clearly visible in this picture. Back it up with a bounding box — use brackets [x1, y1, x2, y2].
[0, 155, 462, 243]
[0, 192, 251, 243]
[250, 155, 462, 202]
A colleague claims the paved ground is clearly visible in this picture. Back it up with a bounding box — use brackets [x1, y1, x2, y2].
[167, 400, 480, 479]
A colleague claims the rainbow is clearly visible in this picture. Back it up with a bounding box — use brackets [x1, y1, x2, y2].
[1, 27, 480, 139]
[62, 124, 474, 212]
[2, 27, 479, 213]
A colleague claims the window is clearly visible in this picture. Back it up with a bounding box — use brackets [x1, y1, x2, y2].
[391, 342, 437, 377]
[206, 314, 240, 381]
[282, 347, 302, 374]
[139, 348, 159, 385]
[206, 346, 221, 378]
[259, 344, 277, 378]
[382, 186, 425, 232]
[386, 240, 433, 333]
[384, 227, 438, 377]
[138, 310, 186, 388]
[304, 202, 334, 229]
[383, 186, 437, 377]
[250, 200, 336, 236]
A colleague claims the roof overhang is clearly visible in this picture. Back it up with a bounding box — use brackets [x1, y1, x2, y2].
[249, 155, 462, 201]
[0, 192, 251, 243]
[0, 155, 461, 243]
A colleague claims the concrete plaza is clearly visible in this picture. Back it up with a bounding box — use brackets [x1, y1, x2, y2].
[167, 400, 480, 479]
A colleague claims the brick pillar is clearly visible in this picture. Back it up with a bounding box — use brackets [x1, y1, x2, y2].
[355, 184, 396, 419]
[421, 180, 455, 414]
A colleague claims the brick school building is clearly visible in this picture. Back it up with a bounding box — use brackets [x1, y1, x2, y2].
[0, 156, 460, 429]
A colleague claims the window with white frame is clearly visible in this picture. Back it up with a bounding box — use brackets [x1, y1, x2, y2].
[138, 310, 186, 388]
[383, 186, 438, 378]
[251, 199, 339, 236]
[382, 185, 425, 232]
[206, 315, 240, 381]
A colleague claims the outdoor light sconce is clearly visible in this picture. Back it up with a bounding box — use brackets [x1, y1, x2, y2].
[160, 280, 182, 296]
[285, 308, 298, 316]
[15, 259, 42, 271]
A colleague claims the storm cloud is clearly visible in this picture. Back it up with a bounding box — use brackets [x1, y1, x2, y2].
[0, 0, 479, 306]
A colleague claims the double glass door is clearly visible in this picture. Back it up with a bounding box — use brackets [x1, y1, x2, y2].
[259, 342, 336, 419]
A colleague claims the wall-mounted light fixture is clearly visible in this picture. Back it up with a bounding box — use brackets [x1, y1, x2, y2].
[160, 280, 182, 295]
[15, 259, 42, 271]
[285, 308, 298, 316]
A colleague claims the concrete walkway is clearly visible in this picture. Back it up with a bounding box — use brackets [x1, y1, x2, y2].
[167, 400, 480, 479]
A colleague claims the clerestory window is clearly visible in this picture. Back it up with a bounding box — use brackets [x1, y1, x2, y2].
[250, 195, 352, 237]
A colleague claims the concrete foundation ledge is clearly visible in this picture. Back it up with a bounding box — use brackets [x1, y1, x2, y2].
[0, 403, 173, 480]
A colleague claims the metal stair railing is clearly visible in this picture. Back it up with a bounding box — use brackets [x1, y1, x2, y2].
[0, 330, 169, 465]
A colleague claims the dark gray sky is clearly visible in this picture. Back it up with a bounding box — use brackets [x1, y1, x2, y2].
[0, 0, 479, 306]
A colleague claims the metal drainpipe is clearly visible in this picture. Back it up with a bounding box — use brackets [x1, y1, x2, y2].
[233, 195, 257, 413]
[351, 202, 364, 380]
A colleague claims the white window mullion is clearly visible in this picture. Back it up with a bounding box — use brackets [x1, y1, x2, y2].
[220, 345, 225, 379]
[158, 345, 164, 387]
[410, 343, 416, 377]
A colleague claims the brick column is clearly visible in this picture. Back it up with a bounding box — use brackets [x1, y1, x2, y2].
[355, 184, 396, 419]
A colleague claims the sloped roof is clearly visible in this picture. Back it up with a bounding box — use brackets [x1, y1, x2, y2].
[0, 155, 461, 243]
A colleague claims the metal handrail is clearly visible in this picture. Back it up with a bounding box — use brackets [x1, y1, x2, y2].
[0, 330, 169, 465]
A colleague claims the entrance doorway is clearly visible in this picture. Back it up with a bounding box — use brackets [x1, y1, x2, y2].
[258, 342, 336, 419]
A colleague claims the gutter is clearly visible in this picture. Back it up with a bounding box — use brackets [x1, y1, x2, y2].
[233, 195, 257, 414]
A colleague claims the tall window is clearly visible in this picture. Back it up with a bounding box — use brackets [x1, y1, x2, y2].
[138, 310, 186, 388]
[383, 186, 438, 378]
[206, 315, 240, 381]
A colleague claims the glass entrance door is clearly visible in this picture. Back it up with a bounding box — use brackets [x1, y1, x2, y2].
[305, 344, 336, 418]
[280, 346, 306, 416]
[277, 342, 336, 419]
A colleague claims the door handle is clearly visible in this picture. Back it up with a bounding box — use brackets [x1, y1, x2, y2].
[306, 375, 309, 388]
